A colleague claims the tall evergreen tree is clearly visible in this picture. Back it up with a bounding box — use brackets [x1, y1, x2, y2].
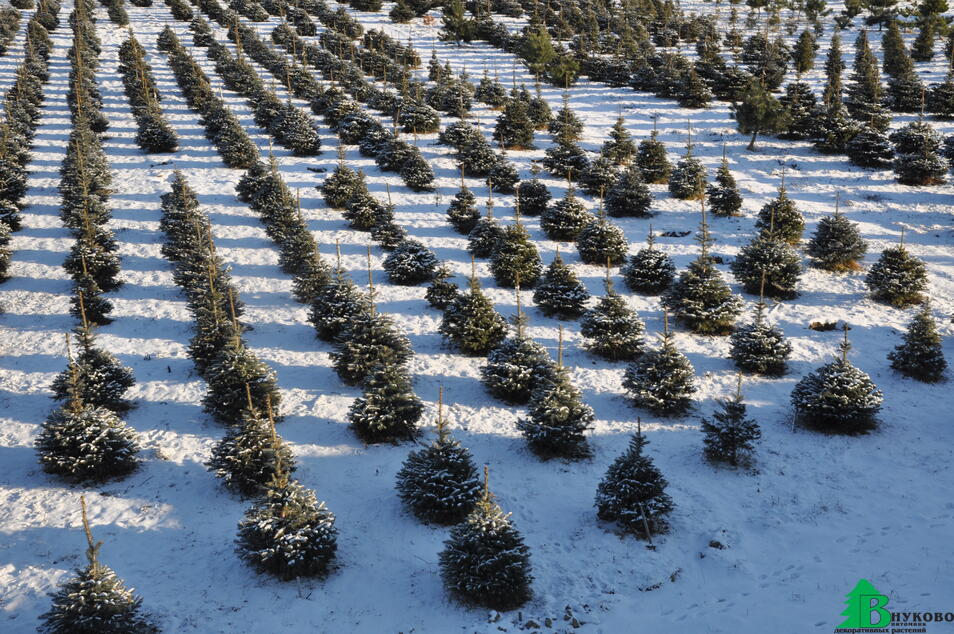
[439, 468, 533, 610]
[734, 78, 790, 151]
[595, 421, 674, 539]
[39, 497, 158, 634]
[846, 30, 890, 130]
[395, 391, 482, 524]
[792, 29, 817, 74]
[888, 302, 947, 382]
[822, 32, 845, 107]
[701, 377, 761, 467]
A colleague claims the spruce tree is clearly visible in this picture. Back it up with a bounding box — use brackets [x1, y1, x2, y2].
[236, 467, 337, 580]
[791, 326, 883, 432]
[635, 123, 672, 184]
[605, 164, 653, 218]
[707, 148, 743, 217]
[395, 391, 482, 525]
[846, 30, 890, 130]
[439, 265, 508, 356]
[332, 287, 413, 386]
[517, 329, 593, 459]
[578, 156, 620, 197]
[668, 132, 707, 200]
[533, 251, 590, 319]
[384, 240, 439, 285]
[50, 309, 135, 414]
[548, 94, 583, 141]
[492, 98, 535, 149]
[601, 116, 636, 165]
[594, 421, 674, 539]
[321, 148, 366, 208]
[912, 21, 935, 62]
[701, 377, 761, 467]
[806, 200, 867, 271]
[755, 183, 805, 245]
[792, 29, 817, 74]
[779, 81, 819, 140]
[729, 287, 792, 375]
[517, 173, 551, 216]
[426, 263, 459, 309]
[888, 302, 947, 382]
[291, 243, 332, 304]
[731, 227, 801, 300]
[846, 125, 894, 168]
[865, 234, 929, 307]
[622, 229, 676, 295]
[662, 206, 743, 335]
[310, 259, 370, 341]
[203, 331, 282, 426]
[489, 212, 543, 288]
[541, 187, 594, 241]
[542, 135, 589, 177]
[822, 32, 845, 108]
[576, 207, 628, 266]
[447, 181, 480, 234]
[581, 272, 646, 362]
[348, 361, 423, 443]
[207, 388, 296, 497]
[622, 316, 697, 416]
[466, 197, 504, 258]
[890, 120, 948, 186]
[439, 468, 533, 610]
[927, 66, 954, 118]
[37, 342, 140, 483]
[39, 497, 158, 634]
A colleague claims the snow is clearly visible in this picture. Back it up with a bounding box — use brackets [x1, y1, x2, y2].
[1, 0, 953, 632]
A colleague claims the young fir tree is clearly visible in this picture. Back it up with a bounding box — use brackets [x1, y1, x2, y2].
[447, 180, 480, 234]
[332, 277, 413, 386]
[594, 420, 674, 539]
[622, 315, 697, 416]
[439, 264, 508, 356]
[927, 65, 954, 119]
[292, 242, 332, 304]
[912, 21, 935, 62]
[890, 119, 948, 186]
[731, 207, 802, 300]
[541, 186, 594, 241]
[36, 338, 141, 483]
[533, 250, 590, 320]
[707, 148, 743, 217]
[806, 198, 867, 272]
[466, 195, 504, 258]
[885, 48, 925, 113]
[729, 278, 792, 375]
[348, 360, 424, 443]
[439, 467, 533, 610]
[779, 80, 819, 140]
[481, 287, 556, 405]
[542, 135, 589, 178]
[384, 240, 439, 285]
[489, 208, 543, 288]
[701, 376, 761, 468]
[309, 255, 371, 342]
[492, 98, 535, 149]
[321, 144, 366, 209]
[622, 229, 676, 295]
[426, 262, 460, 309]
[601, 115, 637, 165]
[865, 232, 929, 307]
[755, 182, 805, 245]
[822, 32, 845, 108]
[791, 326, 883, 432]
[668, 131, 707, 200]
[662, 204, 743, 335]
[236, 463, 337, 580]
[576, 205, 628, 266]
[517, 328, 593, 459]
[548, 94, 584, 141]
[581, 268, 646, 361]
[605, 164, 653, 218]
[207, 387, 296, 497]
[50, 301, 135, 413]
[204, 320, 283, 426]
[395, 389, 482, 524]
[517, 172, 551, 216]
[887, 302, 947, 382]
[39, 497, 159, 634]
[635, 122, 672, 184]
[846, 124, 895, 168]
[578, 156, 621, 197]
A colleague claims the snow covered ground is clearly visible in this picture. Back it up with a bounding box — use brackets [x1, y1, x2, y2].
[1, 0, 953, 632]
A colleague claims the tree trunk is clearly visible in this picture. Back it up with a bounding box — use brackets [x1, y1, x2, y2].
[747, 131, 758, 151]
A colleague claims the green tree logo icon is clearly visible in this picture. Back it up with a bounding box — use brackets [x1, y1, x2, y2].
[838, 579, 891, 628]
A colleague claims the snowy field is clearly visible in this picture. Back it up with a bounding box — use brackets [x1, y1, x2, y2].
[1, 0, 953, 632]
